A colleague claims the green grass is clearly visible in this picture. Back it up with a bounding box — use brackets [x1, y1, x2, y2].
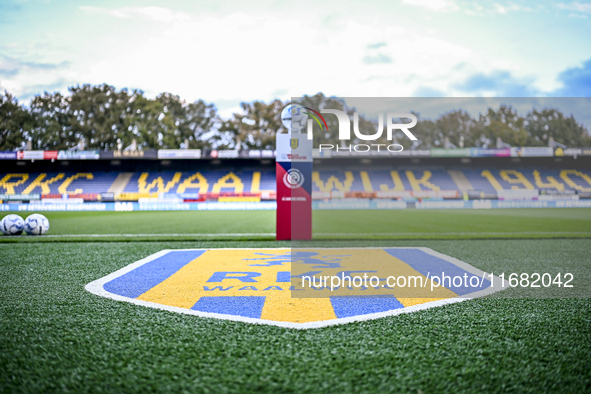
[1, 209, 590, 392]
[1, 239, 590, 393]
[1, 208, 590, 242]
[313, 208, 591, 239]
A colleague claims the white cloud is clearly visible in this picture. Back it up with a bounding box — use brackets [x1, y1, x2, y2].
[401, 0, 458, 12]
[5, 5, 519, 107]
[463, 2, 535, 16]
[4, 1, 585, 109]
[507, 3, 534, 12]
[557, 2, 591, 13]
[54, 11, 480, 103]
[79, 6, 191, 23]
[494, 4, 507, 14]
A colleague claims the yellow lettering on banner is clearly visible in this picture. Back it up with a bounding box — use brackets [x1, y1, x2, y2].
[481, 170, 503, 191]
[212, 172, 244, 193]
[360, 171, 374, 193]
[406, 171, 440, 191]
[250, 172, 261, 193]
[250, 172, 274, 194]
[138, 172, 182, 194]
[560, 170, 591, 192]
[312, 171, 354, 192]
[176, 173, 209, 194]
[500, 170, 534, 190]
[0, 174, 28, 194]
[533, 170, 565, 191]
[379, 171, 405, 191]
[23, 173, 65, 194]
[58, 173, 93, 195]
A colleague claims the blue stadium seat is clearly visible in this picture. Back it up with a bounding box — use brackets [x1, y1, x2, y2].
[2, 168, 591, 195]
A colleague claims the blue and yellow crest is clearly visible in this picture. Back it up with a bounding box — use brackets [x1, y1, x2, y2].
[86, 248, 505, 328]
[290, 138, 299, 149]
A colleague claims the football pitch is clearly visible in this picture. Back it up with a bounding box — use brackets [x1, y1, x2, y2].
[1, 209, 590, 393]
[1, 207, 590, 242]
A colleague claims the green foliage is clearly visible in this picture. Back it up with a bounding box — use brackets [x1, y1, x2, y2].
[154, 93, 217, 149]
[0, 91, 33, 150]
[297, 96, 591, 149]
[525, 108, 591, 147]
[124, 91, 168, 150]
[298, 93, 353, 147]
[29, 92, 76, 150]
[68, 84, 127, 150]
[418, 105, 591, 149]
[436, 110, 479, 147]
[478, 105, 529, 147]
[1, 88, 590, 150]
[217, 99, 284, 150]
[0, 86, 219, 151]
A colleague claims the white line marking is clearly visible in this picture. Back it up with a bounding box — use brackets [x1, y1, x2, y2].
[39, 233, 275, 237]
[26, 231, 591, 238]
[315, 231, 591, 236]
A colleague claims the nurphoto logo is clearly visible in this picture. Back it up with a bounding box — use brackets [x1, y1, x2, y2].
[281, 103, 418, 153]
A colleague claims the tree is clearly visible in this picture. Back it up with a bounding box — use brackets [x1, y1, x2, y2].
[525, 108, 591, 147]
[0, 91, 32, 151]
[297, 93, 351, 147]
[217, 99, 284, 150]
[435, 110, 479, 148]
[29, 92, 76, 150]
[123, 90, 169, 150]
[155, 93, 217, 149]
[68, 84, 130, 150]
[297, 93, 412, 148]
[406, 115, 438, 149]
[474, 105, 528, 147]
[3, 85, 591, 151]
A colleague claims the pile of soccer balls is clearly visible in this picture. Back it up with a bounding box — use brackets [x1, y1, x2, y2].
[0, 214, 50, 236]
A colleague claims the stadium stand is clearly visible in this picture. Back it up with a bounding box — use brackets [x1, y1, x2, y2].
[2, 168, 591, 198]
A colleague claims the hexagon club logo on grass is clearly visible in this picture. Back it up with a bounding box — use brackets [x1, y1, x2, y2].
[85, 248, 507, 329]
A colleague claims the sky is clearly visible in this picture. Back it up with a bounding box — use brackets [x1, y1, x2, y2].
[1, 0, 590, 119]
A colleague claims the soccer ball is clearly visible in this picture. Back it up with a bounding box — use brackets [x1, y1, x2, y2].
[281, 104, 308, 133]
[24, 214, 50, 235]
[1, 214, 25, 235]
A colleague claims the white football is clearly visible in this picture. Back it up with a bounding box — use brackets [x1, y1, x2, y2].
[1, 214, 25, 235]
[24, 214, 50, 235]
[281, 104, 308, 133]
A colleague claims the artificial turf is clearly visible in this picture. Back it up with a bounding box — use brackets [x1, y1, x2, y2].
[1, 239, 590, 393]
[1, 208, 590, 242]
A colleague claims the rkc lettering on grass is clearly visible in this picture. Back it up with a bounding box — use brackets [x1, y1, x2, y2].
[86, 248, 507, 329]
